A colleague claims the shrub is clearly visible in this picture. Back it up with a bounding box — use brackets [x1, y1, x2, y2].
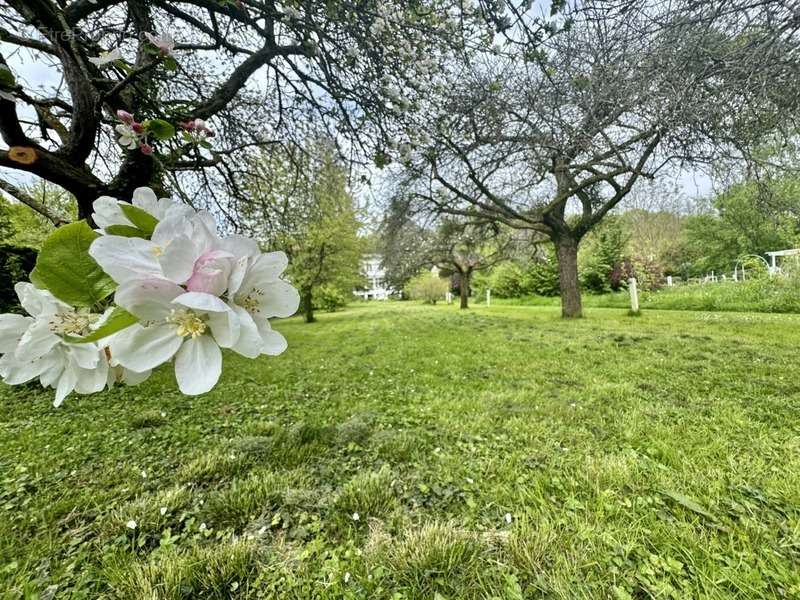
[0, 244, 37, 312]
[315, 284, 348, 312]
[406, 272, 449, 304]
[522, 253, 560, 296]
[487, 262, 526, 298]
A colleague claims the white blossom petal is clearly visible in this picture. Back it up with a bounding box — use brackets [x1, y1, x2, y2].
[0, 352, 51, 385]
[229, 304, 262, 358]
[110, 323, 183, 372]
[115, 278, 183, 321]
[0, 314, 33, 353]
[92, 196, 130, 229]
[15, 282, 67, 317]
[66, 343, 101, 370]
[173, 291, 230, 313]
[220, 235, 260, 259]
[258, 280, 300, 318]
[206, 306, 240, 348]
[89, 236, 162, 283]
[174, 335, 221, 395]
[15, 319, 60, 362]
[158, 236, 199, 284]
[256, 319, 288, 356]
[74, 355, 108, 394]
[132, 187, 160, 216]
[54, 361, 80, 407]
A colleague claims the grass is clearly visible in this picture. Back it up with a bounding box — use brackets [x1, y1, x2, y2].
[2, 301, 800, 598]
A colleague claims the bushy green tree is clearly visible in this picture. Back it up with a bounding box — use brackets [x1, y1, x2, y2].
[683, 178, 799, 276]
[579, 218, 628, 293]
[239, 143, 365, 323]
[406, 272, 449, 304]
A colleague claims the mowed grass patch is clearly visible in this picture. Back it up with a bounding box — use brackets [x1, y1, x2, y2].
[1, 302, 800, 598]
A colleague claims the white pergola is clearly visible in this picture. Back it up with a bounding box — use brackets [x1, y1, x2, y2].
[765, 248, 800, 274]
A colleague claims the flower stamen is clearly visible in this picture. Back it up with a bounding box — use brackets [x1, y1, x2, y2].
[166, 309, 207, 338]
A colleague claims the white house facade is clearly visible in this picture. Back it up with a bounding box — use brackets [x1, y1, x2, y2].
[354, 254, 395, 300]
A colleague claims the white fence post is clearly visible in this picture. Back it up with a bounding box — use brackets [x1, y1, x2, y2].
[446, 291, 452, 304]
[628, 277, 639, 314]
[667, 275, 673, 287]
[486, 289, 491, 307]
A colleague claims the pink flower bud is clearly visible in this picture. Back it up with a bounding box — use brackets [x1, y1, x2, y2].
[116, 110, 134, 124]
[186, 250, 234, 297]
[180, 120, 196, 131]
[139, 142, 154, 155]
[131, 122, 144, 133]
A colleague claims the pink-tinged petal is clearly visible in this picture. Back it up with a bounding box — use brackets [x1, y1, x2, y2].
[229, 304, 262, 358]
[15, 319, 60, 362]
[256, 319, 288, 356]
[206, 305, 239, 349]
[89, 236, 162, 283]
[15, 282, 67, 317]
[93, 196, 129, 229]
[0, 314, 33, 353]
[174, 335, 221, 395]
[158, 236, 199, 284]
[115, 278, 183, 321]
[132, 187, 159, 216]
[220, 235, 260, 259]
[110, 323, 183, 372]
[185, 250, 233, 296]
[172, 291, 229, 313]
[257, 280, 300, 319]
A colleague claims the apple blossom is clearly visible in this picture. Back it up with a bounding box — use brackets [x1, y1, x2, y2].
[0, 283, 107, 406]
[92, 187, 195, 233]
[145, 33, 176, 57]
[89, 206, 220, 285]
[226, 251, 300, 358]
[89, 48, 123, 67]
[116, 122, 140, 150]
[109, 279, 240, 394]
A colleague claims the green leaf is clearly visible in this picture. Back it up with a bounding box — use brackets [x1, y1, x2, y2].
[33, 221, 116, 307]
[660, 490, 716, 520]
[63, 307, 138, 344]
[105, 224, 147, 238]
[119, 203, 159, 236]
[145, 118, 176, 140]
[0, 64, 15, 89]
[162, 56, 178, 71]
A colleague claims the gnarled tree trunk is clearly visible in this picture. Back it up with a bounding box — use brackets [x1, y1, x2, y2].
[554, 236, 582, 318]
[459, 269, 470, 309]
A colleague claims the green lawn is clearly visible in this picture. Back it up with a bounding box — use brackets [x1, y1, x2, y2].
[2, 302, 800, 599]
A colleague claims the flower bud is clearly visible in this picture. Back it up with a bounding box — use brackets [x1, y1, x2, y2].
[139, 142, 154, 155]
[131, 122, 144, 133]
[116, 110, 134, 124]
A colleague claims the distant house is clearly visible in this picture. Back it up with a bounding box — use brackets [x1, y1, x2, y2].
[354, 254, 394, 300]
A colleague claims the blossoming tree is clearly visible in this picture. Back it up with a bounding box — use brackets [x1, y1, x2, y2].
[0, 0, 486, 222]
